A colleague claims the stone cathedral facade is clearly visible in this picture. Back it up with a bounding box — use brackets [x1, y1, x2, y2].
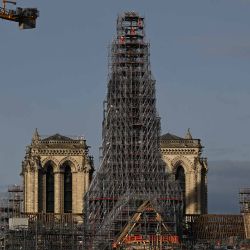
[161, 129, 208, 215]
[21, 129, 94, 217]
[22, 128, 207, 218]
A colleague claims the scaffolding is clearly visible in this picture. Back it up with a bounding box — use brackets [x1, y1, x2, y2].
[0, 186, 84, 249]
[0, 185, 23, 229]
[7, 185, 23, 218]
[0, 185, 23, 249]
[185, 214, 245, 242]
[239, 188, 250, 239]
[4, 213, 84, 249]
[240, 188, 250, 214]
[84, 12, 182, 249]
[0, 191, 9, 231]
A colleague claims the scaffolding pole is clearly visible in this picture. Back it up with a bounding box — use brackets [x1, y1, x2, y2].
[239, 188, 250, 239]
[5, 213, 84, 250]
[84, 12, 183, 250]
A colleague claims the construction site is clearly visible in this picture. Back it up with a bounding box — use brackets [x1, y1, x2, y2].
[83, 12, 183, 250]
[0, 8, 250, 250]
[1, 186, 249, 249]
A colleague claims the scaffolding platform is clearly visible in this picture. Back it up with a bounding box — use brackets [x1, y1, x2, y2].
[84, 12, 183, 249]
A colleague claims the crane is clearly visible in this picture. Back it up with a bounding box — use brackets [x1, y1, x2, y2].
[0, 0, 39, 29]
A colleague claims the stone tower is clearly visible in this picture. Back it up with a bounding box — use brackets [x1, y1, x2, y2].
[160, 129, 208, 214]
[21, 129, 94, 218]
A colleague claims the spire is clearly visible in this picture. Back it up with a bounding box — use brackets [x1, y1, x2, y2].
[32, 128, 40, 143]
[185, 128, 193, 139]
[84, 12, 182, 248]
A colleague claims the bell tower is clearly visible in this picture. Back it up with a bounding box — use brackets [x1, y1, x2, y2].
[161, 129, 208, 214]
[21, 129, 94, 220]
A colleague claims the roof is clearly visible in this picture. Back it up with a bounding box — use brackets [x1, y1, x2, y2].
[42, 133, 74, 142]
[160, 133, 183, 140]
[160, 132, 202, 149]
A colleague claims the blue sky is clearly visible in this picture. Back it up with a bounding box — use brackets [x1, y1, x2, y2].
[0, 0, 249, 213]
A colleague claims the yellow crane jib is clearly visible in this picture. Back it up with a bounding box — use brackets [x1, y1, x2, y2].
[0, 0, 39, 29]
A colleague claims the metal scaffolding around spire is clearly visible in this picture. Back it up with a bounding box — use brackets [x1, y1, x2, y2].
[84, 12, 183, 249]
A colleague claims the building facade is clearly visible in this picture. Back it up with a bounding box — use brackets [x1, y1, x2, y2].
[161, 129, 208, 215]
[21, 129, 94, 216]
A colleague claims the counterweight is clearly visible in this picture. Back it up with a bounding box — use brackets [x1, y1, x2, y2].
[0, 0, 38, 29]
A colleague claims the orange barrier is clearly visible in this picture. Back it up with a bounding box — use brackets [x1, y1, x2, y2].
[112, 234, 180, 247]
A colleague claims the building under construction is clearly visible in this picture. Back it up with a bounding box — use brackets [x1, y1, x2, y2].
[0, 185, 23, 229]
[0, 186, 84, 249]
[84, 12, 183, 249]
[1, 11, 250, 250]
[3, 213, 84, 249]
[0, 185, 23, 248]
[240, 188, 250, 240]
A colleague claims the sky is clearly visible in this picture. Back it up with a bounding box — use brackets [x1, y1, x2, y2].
[0, 0, 249, 213]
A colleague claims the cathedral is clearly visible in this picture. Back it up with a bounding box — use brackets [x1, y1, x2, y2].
[22, 18, 208, 224]
[1, 7, 248, 249]
[161, 129, 208, 215]
[20, 11, 209, 249]
[3, 8, 248, 249]
[22, 129, 208, 217]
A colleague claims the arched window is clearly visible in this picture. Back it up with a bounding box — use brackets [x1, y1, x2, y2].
[46, 164, 54, 213]
[38, 168, 44, 212]
[175, 165, 186, 213]
[63, 164, 72, 213]
[201, 167, 207, 213]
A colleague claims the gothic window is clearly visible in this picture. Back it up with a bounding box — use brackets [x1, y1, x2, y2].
[175, 165, 186, 213]
[46, 164, 54, 213]
[63, 164, 72, 213]
[201, 167, 207, 213]
[38, 168, 43, 212]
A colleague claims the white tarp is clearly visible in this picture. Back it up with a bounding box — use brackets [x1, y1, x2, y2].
[9, 218, 28, 230]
